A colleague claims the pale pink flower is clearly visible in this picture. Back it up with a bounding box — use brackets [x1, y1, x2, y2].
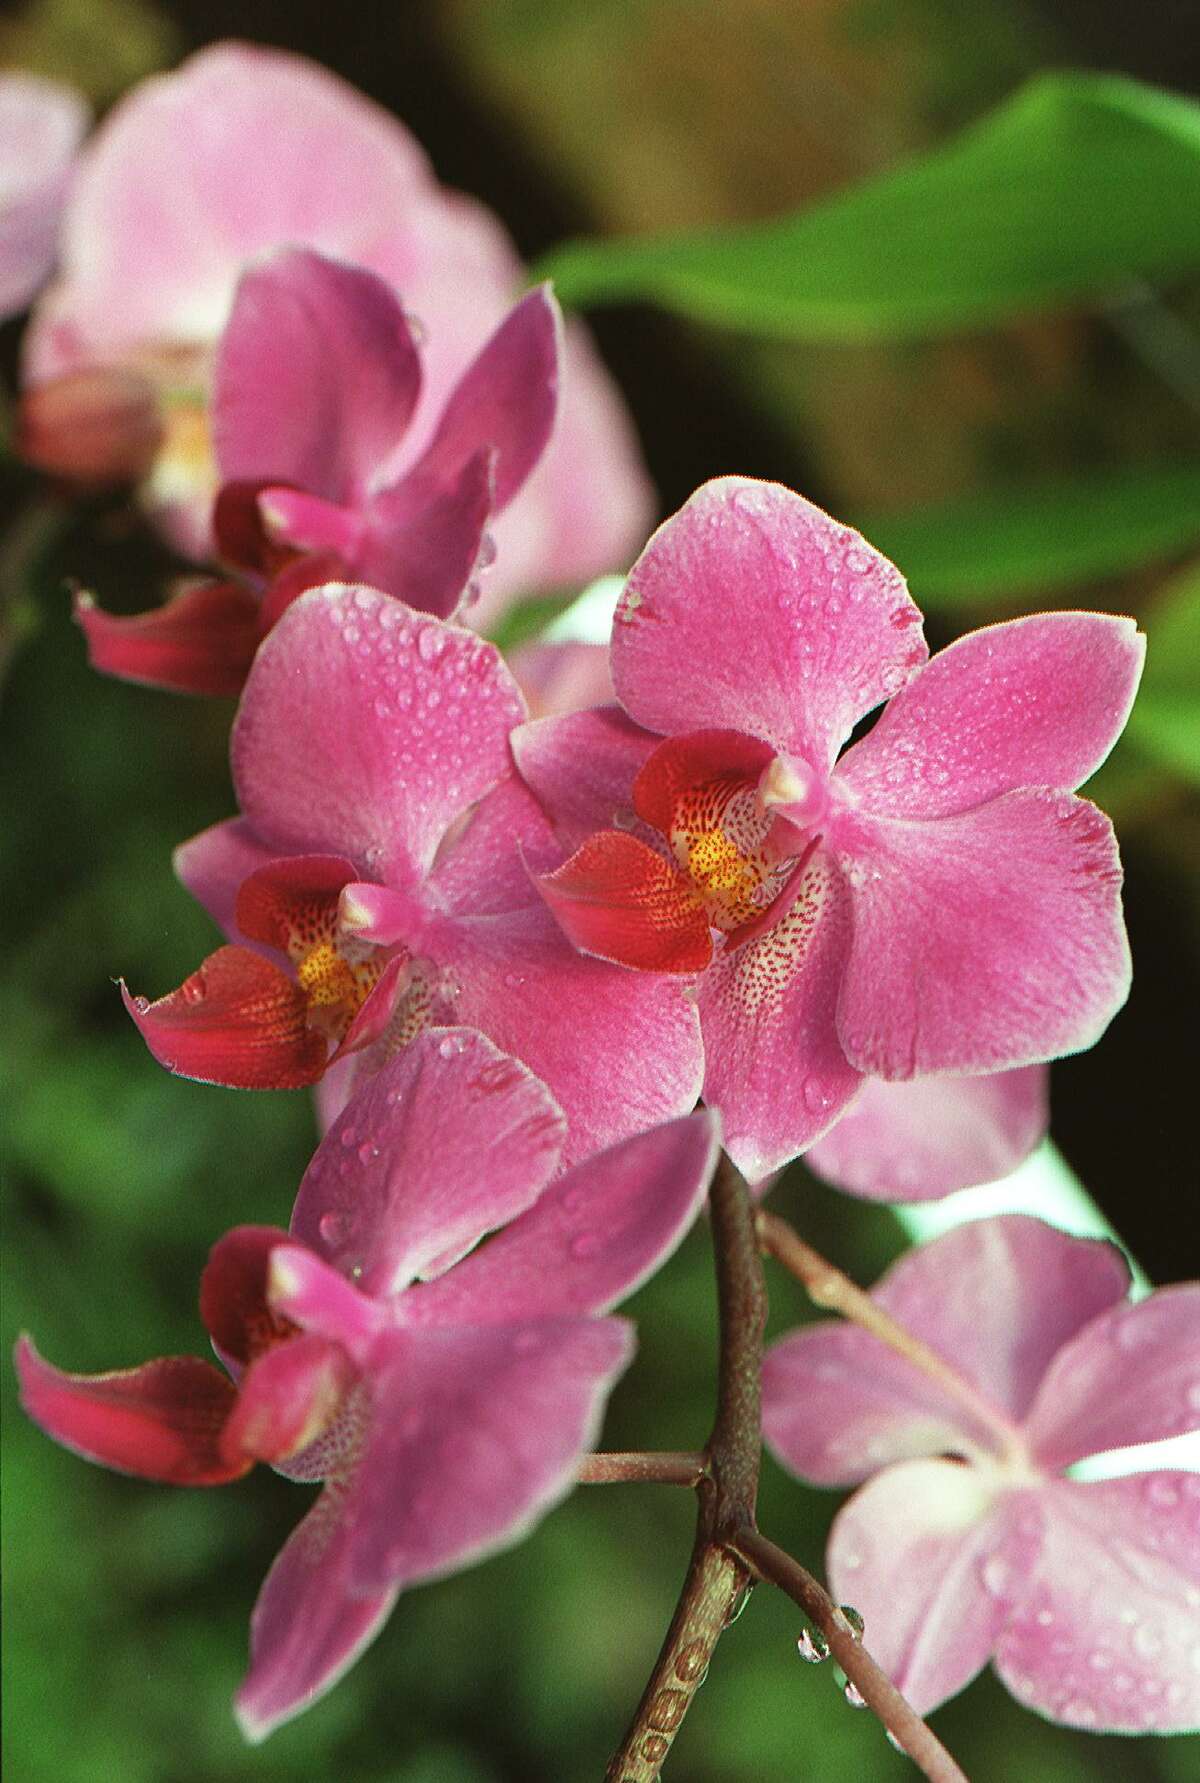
[0, 72, 88, 319]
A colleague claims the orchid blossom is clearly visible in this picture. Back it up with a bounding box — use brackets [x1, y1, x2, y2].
[0, 72, 88, 321]
[763, 1214, 1200, 1731]
[516, 477, 1143, 1181]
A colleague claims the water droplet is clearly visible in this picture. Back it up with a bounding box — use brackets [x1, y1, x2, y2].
[879, 665, 906, 696]
[417, 625, 445, 663]
[980, 1553, 1012, 1598]
[1145, 1475, 1179, 1508]
[802, 1078, 833, 1115]
[342, 623, 360, 645]
[426, 688, 441, 710]
[318, 1212, 345, 1244]
[357, 1140, 379, 1165]
[838, 1605, 865, 1641]
[1185, 1379, 1200, 1414]
[339, 1126, 357, 1149]
[840, 1548, 863, 1572]
[1132, 1622, 1163, 1659]
[795, 1627, 830, 1664]
[570, 1232, 600, 1260]
[437, 1035, 459, 1059]
[843, 1681, 867, 1709]
[477, 531, 497, 568]
[1035, 1608, 1054, 1627]
[561, 1186, 586, 1216]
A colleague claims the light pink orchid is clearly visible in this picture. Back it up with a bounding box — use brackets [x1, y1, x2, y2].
[763, 1215, 1200, 1731]
[21, 41, 652, 609]
[0, 72, 88, 320]
[75, 248, 561, 695]
[515, 477, 1143, 1182]
[124, 583, 702, 1164]
[18, 1030, 719, 1738]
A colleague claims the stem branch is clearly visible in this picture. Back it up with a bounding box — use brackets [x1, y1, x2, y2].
[578, 1451, 706, 1488]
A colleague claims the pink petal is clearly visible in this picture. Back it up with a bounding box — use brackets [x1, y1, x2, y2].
[231, 586, 525, 882]
[266, 1245, 385, 1369]
[512, 704, 658, 853]
[805, 1066, 1049, 1202]
[221, 1333, 353, 1468]
[1024, 1283, 1200, 1470]
[632, 728, 775, 834]
[122, 948, 328, 1089]
[611, 478, 927, 767]
[409, 285, 559, 513]
[0, 74, 88, 319]
[14, 1334, 246, 1485]
[537, 830, 713, 972]
[994, 1475, 1200, 1732]
[836, 612, 1146, 819]
[233, 854, 358, 952]
[256, 488, 364, 562]
[174, 818, 287, 943]
[827, 1460, 1043, 1716]
[430, 901, 704, 1165]
[344, 1317, 633, 1594]
[74, 581, 261, 697]
[697, 851, 862, 1180]
[831, 790, 1132, 1077]
[358, 447, 494, 616]
[198, 1225, 292, 1363]
[426, 776, 561, 917]
[290, 1031, 566, 1295]
[412, 1110, 719, 1324]
[214, 247, 422, 505]
[507, 641, 614, 721]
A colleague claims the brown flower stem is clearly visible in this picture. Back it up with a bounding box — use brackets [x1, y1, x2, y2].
[577, 1451, 707, 1487]
[732, 1528, 970, 1783]
[756, 1208, 1023, 1458]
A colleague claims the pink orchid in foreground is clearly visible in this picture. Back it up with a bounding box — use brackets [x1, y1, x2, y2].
[125, 584, 702, 1164]
[75, 249, 560, 695]
[515, 477, 1143, 1181]
[763, 1215, 1200, 1731]
[0, 73, 88, 321]
[21, 41, 652, 607]
[18, 1030, 719, 1737]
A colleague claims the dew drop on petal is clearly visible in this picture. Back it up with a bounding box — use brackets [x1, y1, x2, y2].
[1144, 1475, 1179, 1508]
[318, 1212, 345, 1245]
[980, 1553, 1012, 1598]
[339, 1126, 357, 1149]
[357, 1140, 379, 1165]
[570, 1232, 600, 1260]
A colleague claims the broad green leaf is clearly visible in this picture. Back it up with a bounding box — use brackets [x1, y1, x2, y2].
[536, 73, 1200, 338]
[1127, 563, 1200, 783]
[857, 461, 1200, 606]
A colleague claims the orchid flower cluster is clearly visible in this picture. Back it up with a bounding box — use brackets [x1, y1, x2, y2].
[4, 43, 1197, 1774]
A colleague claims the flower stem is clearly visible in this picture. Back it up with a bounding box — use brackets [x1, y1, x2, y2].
[578, 1451, 706, 1487]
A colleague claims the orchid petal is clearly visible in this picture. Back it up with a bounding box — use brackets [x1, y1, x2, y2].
[357, 447, 494, 617]
[0, 74, 88, 320]
[836, 613, 1145, 818]
[537, 830, 712, 972]
[512, 704, 658, 852]
[198, 1225, 292, 1364]
[174, 819, 288, 943]
[266, 1245, 384, 1369]
[233, 854, 359, 953]
[507, 641, 614, 721]
[805, 1066, 1049, 1202]
[122, 948, 328, 1089]
[221, 1333, 353, 1468]
[832, 790, 1132, 1078]
[74, 581, 261, 697]
[994, 1475, 1200, 1732]
[632, 728, 776, 834]
[611, 478, 926, 766]
[426, 776, 561, 917]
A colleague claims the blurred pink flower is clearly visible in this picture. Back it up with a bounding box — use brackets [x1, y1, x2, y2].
[18, 1030, 718, 1737]
[516, 477, 1143, 1180]
[763, 1215, 1200, 1730]
[0, 72, 88, 320]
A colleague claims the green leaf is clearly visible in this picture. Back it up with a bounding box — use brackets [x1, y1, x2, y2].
[1127, 562, 1200, 783]
[857, 460, 1200, 607]
[535, 73, 1200, 338]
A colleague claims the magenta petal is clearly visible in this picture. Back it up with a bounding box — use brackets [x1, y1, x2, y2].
[174, 819, 288, 943]
[357, 446, 494, 616]
[235, 1487, 398, 1744]
[1024, 1283, 1200, 1470]
[411, 285, 560, 513]
[290, 1031, 566, 1295]
[698, 852, 862, 1180]
[805, 1066, 1049, 1202]
[266, 1245, 384, 1369]
[507, 641, 614, 721]
[122, 950, 328, 1090]
[75, 581, 262, 697]
[232, 586, 525, 881]
[827, 1461, 1041, 1717]
[832, 790, 1132, 1077]
[221, 1333, 352, 1467]
[836, 612, 1146, 819]
[214, 247, 422, 503]
[994, 1475, 1200, 1732]
[512, 705, 659, 852]
[611, 478, 926, 765]
[412, 1111, 719, 1325]
[345, 1317, 632, 1594]
[427, 776, 561, 917]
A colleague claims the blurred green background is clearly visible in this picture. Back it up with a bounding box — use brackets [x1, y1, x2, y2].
[2, 1, 1198, 1779]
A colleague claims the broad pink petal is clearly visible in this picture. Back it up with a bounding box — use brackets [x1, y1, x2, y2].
[507, 642, 614, 721]
[123, 948, 328, 1089]
[198, 1225, 292, 1363]
[538, 831, 713, 972]
[74, 581, 261, 697]
[611, 479, 926, 766]
[512, 704, 658, 853]
[413, 1111, 719, 1325]
[0, 74, 88, 319]
[174, 818, 287, 942]
[994, 1475, 1200, 1732]
[232, 586, 525, 882]
[410, 286, 559, 513]
[256, 489, 363, 562]
[698, 852, 862, 1180]
[831, 790, 1132, 1077]
[805, 1066, 1049, 1202]
[430, 902, 704, 1166]
[1024, 1284, 1200, 1470]
[15, 1334, 245, 1485]
[827, 1461, 1042, 1716]
[345, 1317, 632, 1593]
[221, 1333, 353, 1468]
[290, 1032, 566, 1295]
[358, 448, 494, 616]
[214, 248, 422, 505]
[427, 776, 561, 917]
[632, 728, 775, 834]
[836, 613, 1146, 819]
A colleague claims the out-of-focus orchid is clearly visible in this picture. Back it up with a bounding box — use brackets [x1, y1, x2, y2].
[762, 1215, 1200, 1731]
[18, 1031, 720, 1738]
[0, 73, 88, 321]
[508, 639, 615, 720]
[124, 584, 702, 1164]
[74, 250, 561, 695]
[516, 477, 1144, 1180]
[21, 41, 653, 608]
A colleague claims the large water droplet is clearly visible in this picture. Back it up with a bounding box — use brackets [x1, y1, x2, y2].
[980, 1553, 1012, 1598]
[357, 1140, 379, 1165]
[843, 1681, 867, 1709]
[417, 625, 445, 663]
[795, 1628, 830, 1664]
[838, 1605, 865, 1640]
[339, 1126, 357, 1148]
[318, 1212, 345, 1245]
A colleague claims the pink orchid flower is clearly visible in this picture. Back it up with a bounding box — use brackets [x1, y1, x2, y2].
[18, 1030, 719, 1738]
[124, 583, 702, 1165]
[515, 477, 1143, 1182]
[763, 1215, 1200, 1731]
[75, 248, 561, 695]
[21, 41, 652, 608]
[0, 73, 88, 321]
